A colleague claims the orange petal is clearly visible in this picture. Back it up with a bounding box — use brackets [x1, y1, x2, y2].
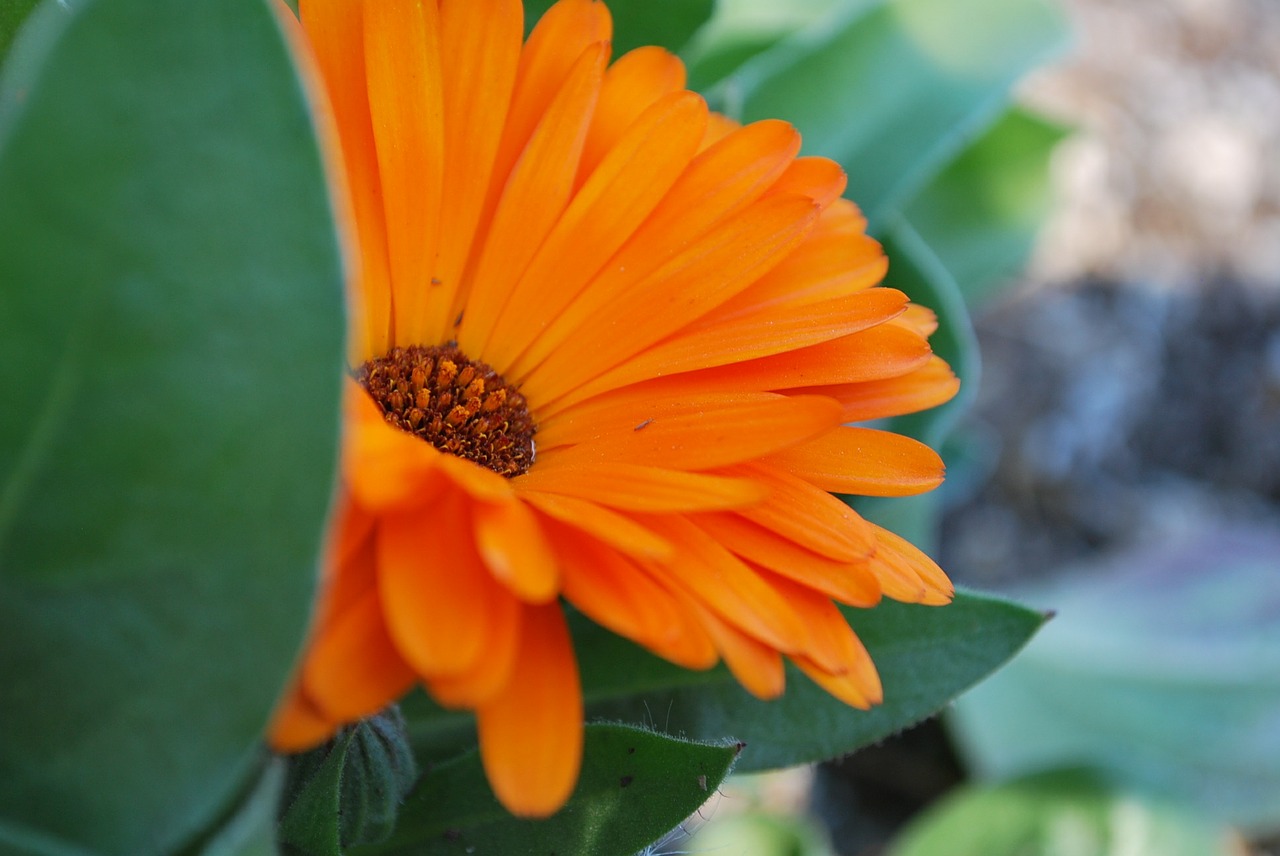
[578, 45, 687, 182]
[436, 452, 516, 503]
[763, 426, 946, 497]
[268, 681, 339, 753]
[675, 323, 933, 395]
[868, 524, 954, 606]
[377, 497, 495, 677]
[823, 356, 961, 422]
[575, 289, 907, 394]
[762, 155, 847, 208]
[688, 600, 785, 700]
[428, 0, 524, 342]
[762, 573, 869, 678]
[694, 512, 881, 607]
[525, 194, 820, 407]
[457, 42, 607, 355]
[793, 649, 883, 709]
[550, 522, 718, 670]
[473, 497, 560, 603]
[515, 460, 768, 512]
[477, 603, 583, 817]
[303, 585, 416, 723]
[363, 0, 446, 345]
[639, 515, 808, 654]
[299, 0, 392, 360]
[543, 394, 842, 470]
[895, 303, 939, 337]
[344, 387, 445, 511]
[713, 225, 887, 319]
[508, 118, 800, 380]
[482, 91, 708, 371]
[426, 587, 522, 708]
[727, 463, 877, 562]
[497, 0, 612, 182]
[518, 490, 674, 560]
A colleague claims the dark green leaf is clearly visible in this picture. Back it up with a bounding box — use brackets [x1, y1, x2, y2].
[888, 770, 1240, 856]
[279, 733, 353, 856]
[717, 0, 1069, 230]
[904, 108, 1067, 306]
[354, 724, 739, 856]
[592, 591, 1044, 772]
[195, 763, 287, 856]
[523, 0, 716, 57]
[406, 592, 1044, 774]
[684, 0, 864, 92]
[0, 0, 43, 64]
[0, 0, 345, 852]
[949, 525, 1280, 833]
[881, 219, 981, 446]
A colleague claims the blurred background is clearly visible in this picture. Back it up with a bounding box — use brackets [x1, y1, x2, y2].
[677, 0, 1280, 853]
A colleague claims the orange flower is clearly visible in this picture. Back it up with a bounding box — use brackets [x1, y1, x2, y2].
[271, 0, 959, 817]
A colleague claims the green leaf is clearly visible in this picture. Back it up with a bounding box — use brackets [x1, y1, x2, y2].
[948, 525, 1280, 833]
[714, 0, 1069, 230]
[353, 724, 740, 856]
[887, 770, 1241, 856]
[0, 0, 345, 852]
[194, 763, 288, 856]
[279, 708, 420, 855]
[597, 590, 1044, 773]
[903, 108, 1067, 306]
[407, 592, 1044, 774]
[0, 0, 42, 64]
[279, 733, 353, 856]
[522, 0, 716, 57]
[683, 0, 855, 90]
[881, 219, 980, 447]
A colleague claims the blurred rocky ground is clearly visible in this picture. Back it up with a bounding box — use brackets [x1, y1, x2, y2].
[826, 0, 1280, 853]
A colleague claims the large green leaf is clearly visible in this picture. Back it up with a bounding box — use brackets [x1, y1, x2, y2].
[888, 770, 1241, 856]
[948, 524, 1280, 833]
[712, 0, 1069, 230]
[405, 592, 1045, 775]
[522, 0, 716, 57]
[903, 108, 1067, 306]
[354, 724, 739, 856]
[0, 0, 41, 63]
[0, 0, 345, 853]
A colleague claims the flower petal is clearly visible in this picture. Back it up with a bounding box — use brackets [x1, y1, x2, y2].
[551, 522, 718, 669]
[477, 603, 582, 818]
[516, 460, 767, 512]
[543, 393, 842, 469]
[299, 0, 392, 361]
[693, 512, 881, 607]
[473, 497, 560, 603]
[363, 0, 447, 345]
[727, 463, 877, 561]
[519, 490, 673, 560]
[578, 45, 687, 182]
[868, 524, 955, 605]
[458, 42, 607, 354]
[428, 0, 524, 342]
[482, 90, 708, 371]
[763, 426, 946, 497]
[821, 355, 961, 422]
[303, 584, 416, 723]
[378, 497, 495, 678]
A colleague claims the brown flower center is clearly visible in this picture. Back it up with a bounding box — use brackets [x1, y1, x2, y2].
[357, 344, 535, 477]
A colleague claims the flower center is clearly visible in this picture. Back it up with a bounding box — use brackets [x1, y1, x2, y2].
[357, 344, 535, 477]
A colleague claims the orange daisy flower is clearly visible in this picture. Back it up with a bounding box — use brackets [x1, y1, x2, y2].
[271, 0, 959, 817]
